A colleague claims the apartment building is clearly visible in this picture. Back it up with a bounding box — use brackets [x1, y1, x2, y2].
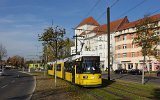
[71, 16, 129, 70]
[114, 14, 160, 71]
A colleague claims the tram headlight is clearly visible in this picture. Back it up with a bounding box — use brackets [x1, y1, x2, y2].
[83, 76, 88, 79]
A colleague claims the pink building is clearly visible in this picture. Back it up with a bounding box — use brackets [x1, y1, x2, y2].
[114, 14, 160, 71]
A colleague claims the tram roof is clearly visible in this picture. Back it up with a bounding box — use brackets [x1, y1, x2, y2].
[47, 55, 100, 63]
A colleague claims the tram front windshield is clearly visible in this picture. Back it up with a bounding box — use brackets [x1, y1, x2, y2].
[82, 60, 100, 74]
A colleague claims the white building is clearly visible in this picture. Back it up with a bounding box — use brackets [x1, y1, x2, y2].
[71, 16, 129, 70]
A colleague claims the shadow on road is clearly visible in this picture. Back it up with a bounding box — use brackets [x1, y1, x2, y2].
[101, 79, 115, 87]
[32, 87, 68, 100]
[112, 74, 129, 80]
[152, 88, 160, 99]
[2, 74, 12, 76]
[8, 93, 32, 100]
[144, 76, 159, 84]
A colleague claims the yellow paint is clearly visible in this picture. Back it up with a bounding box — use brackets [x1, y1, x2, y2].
[48, 70, 54, 75]
[47, 60, 102, 87]
[65, 72, 72, 82]
[79, 74, 102, 86]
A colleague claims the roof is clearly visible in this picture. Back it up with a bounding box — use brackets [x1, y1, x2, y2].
[93, 16, 129, 36]
[117, 13, 160, 31]
[76, 16, 100, 28]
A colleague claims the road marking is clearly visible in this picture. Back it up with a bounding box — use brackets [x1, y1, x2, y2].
[1, 84, 8, 88]
[11, 80, 15, 83]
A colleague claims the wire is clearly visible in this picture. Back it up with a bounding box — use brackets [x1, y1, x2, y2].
[118, 0, 147, 18]
[96, 10, 107, 21]
[110, 0, 119, 8]
[150, 8, 160, 15]
[85, 0, 102, 17]
[95, 0, 119, 22]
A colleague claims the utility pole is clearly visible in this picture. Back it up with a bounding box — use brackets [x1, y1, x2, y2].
[44, 44, 48, 77]
[142, 38, 146, 84]
[73, 34, 78, 55]
[73, 34, 84, 55]
[107, 7, 110, 81]
[76, 34, 77, 55]
[55, 32, 58, 87]
[142, 55, 145, 84]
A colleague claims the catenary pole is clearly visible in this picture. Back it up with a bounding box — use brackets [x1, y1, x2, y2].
[107, 7, 110, 81]
[55, 38, 57, 87]
[76, 34, 77, 55]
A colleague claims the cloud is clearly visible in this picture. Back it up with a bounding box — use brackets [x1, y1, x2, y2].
[0, 18, 14, 23]
[14, 24, 33, 28]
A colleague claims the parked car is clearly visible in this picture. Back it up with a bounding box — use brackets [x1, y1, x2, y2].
[157, 71, 160, 77]
[128, 69, 142, 75]
[114, 69, 127, 74]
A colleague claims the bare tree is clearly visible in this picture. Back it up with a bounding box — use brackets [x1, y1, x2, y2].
[0, 43, 7, 61]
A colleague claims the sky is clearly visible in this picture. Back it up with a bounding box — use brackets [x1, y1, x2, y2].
[0, 0, 160, 60]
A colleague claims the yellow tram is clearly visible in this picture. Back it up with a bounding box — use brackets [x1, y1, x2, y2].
[47, 55, 102, 87]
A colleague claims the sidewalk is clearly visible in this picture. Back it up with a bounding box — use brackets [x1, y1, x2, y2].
[102, 72, 160, 86]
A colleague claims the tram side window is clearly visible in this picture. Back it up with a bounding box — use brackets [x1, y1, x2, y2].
[64, 62, 72, 73]
[64, 62, 69, 72]
[76, 61, 82, 74]
[47, 64, 52, 70]
[57, 64, 61, 71]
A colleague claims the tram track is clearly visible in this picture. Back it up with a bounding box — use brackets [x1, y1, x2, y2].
[87, 91, 106, 100]
[99, 88, 129, 100]
[82, 79, 154, 99]
[79, 87, 105, 100]
[105, 85, 153, 99]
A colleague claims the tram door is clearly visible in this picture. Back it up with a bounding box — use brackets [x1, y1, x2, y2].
[62, 66, 65, 79]
[72, 66, 75, 83]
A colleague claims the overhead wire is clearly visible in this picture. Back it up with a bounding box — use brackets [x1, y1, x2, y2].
[150, 8, 160, 15]
[118, 0, 147, 18]
[110, 0, 119, 8]
[96, 0, 119, 22]
[85, 0, 102, 17]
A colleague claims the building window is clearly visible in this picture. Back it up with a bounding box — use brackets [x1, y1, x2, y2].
[122, 35, 127, 40]
[99, 45, 102, 49]
[110, 35, 112, 39]
[156, 50, 160, 56]
[99, 36, 102, 40]
[137, 52, 139, 56]
[95, 46, 98, 50]
[118, 45, 121, 50]
[118, 53, 120, 58]
[132, 44, 135, 48]
[103, 53, 105, 58]
[110, 44, 112, 48]
[132, 52, 135, 57]
[158, 42, 160, 45]
[131, 34, 134, 39]
[87, 41, 89, 44]
[123, 53, 127, 57]
[123, 44, 127, 49]
[99, 53, 102, 57]
[72, 50, 74, 53]
[128, 64, 133, 69]
[117, 36, 120, 41]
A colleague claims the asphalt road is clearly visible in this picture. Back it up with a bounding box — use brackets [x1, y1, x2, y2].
[102, 73, 160, 85]
[0, 69, 36, 100]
